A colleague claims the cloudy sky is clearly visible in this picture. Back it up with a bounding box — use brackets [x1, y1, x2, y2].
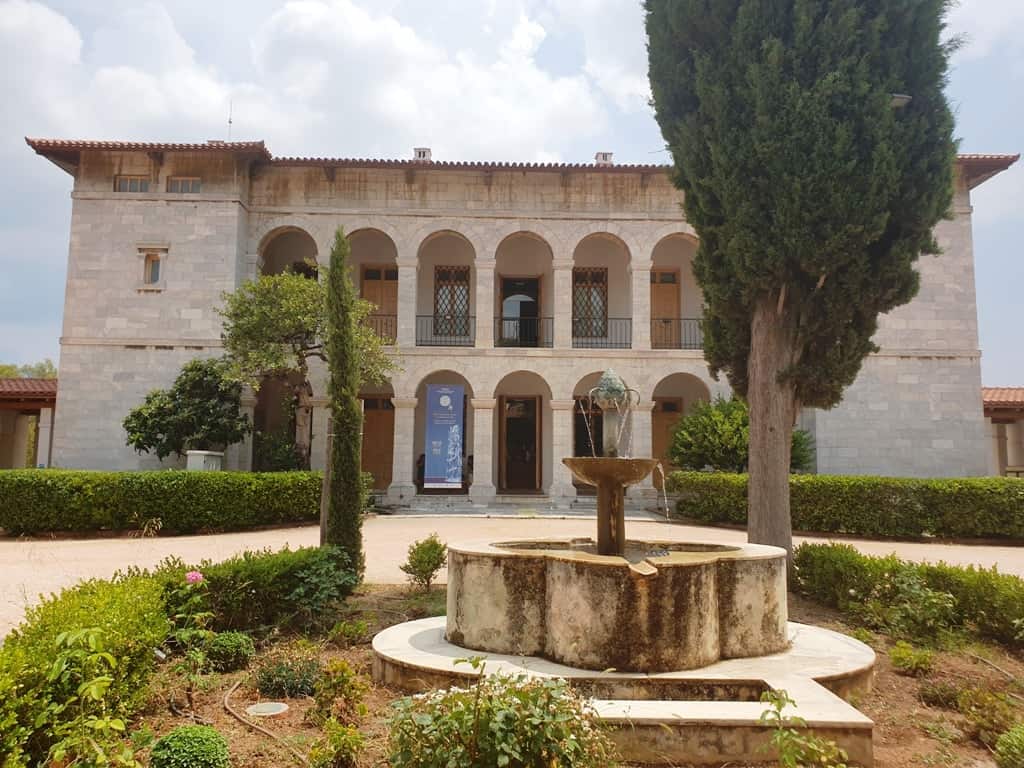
[1, 0, 1021, 383]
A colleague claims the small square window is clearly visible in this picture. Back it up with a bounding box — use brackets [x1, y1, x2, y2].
[143, 253, 162, 285]
[168, 177, 201, 193]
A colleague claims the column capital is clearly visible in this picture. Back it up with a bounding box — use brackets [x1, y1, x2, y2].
[631, 260, 653, 272]
[396, 260, 418, 270]
[635, 400, 656, 412]
[308, 397, 330, 407]
[471, 398, 497, 410]
[475, 259, 497, 270]
[392, 397, 418, 409]
[552, 259, 574, 271]
[550, 399, 576, 411]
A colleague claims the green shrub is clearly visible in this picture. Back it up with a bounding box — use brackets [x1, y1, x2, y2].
[919, 680, 961, 709]
[205, 631, 256, 672]
[308, 659, 368, 726]
[0, 469, 323, 535]
[255, 653, 322, 698]
[857, 570, 957, 640]
[308, 719, 364, 768]
[0, 575, 169, 765]
[794, 543, 1024, 648]
[399, 534, 447, 591]
[154, 546, 358, 631]
[956, 689, 1020, 748]
[388, 669, 618, 767]
[996, 724, 1024, 768]
[328, 619, 371, 648]
[889, 641, 934, 676]
[150, 725, 230, 768]
[669, 471, 1024, 540]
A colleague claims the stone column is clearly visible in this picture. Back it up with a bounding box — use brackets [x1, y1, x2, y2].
[631, 260, 652, 351]
[553, 259, 573, 349]
[550, 399, 577, 501]
[475, 259, 496, 348]
[987, 418, 1003, 476]
[627, 400, 656, 499]
[469, 398, 497, 503]
[11, 415, 32, 469]
[396, 262, 418, 348]
[387, 397, 418, 504]
[226, 397, 256, 471]
[309, 399, 330, 472]
[1006, 421, 1024, 469]
[35, 407, 54, 468]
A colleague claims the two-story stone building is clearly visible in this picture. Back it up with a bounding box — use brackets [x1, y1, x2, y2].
[27, 138, 1017, 505]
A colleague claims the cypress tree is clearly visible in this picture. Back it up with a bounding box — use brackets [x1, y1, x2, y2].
[322, 227, 364, 573]
[646, 0, 956, 560]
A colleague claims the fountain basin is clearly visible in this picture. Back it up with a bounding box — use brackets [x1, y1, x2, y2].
[562, 456, 659, 487]
[445, 539, 788, 673]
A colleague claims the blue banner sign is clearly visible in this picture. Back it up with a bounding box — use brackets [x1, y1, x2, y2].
[424, 384, 465, 489]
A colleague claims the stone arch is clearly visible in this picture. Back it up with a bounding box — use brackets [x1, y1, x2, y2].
[493, 370, 553, 493]
[416, 230, 477, 343]
[572, 233, 633, 345]
[651, 233, 703, 347]
[259, 226, 318, 277]
[349, 228, 400, 341]
[494, 232, 555, 346]
[413, 370, 475, 494]
[650, 372, 713, 486]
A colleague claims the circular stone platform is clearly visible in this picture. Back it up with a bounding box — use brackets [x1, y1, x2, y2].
[373, 617, 877, 766]
[446, 538, 788, 672]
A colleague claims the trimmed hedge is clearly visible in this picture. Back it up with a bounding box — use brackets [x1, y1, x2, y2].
[0, 469, 322, 535]
[669, 471, 1024, 540]
[794, 542, 1024, 648]
[0, 575, 170, 765]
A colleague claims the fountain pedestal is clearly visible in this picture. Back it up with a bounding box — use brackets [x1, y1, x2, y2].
[562, 456, 658, 556]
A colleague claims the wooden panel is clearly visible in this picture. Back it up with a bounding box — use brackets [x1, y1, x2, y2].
[652, 397, 683, 490]
[651, 269, 680, 347]
[361, 397, 395, 490]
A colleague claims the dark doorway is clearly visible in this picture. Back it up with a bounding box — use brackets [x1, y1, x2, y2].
[573, 398, 603, 494]
[499, 277, 540, 347]
[501, 396, 540, 491]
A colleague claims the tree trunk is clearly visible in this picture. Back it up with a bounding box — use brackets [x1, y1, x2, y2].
[746, 297, 798, 569]
[294, 388, 312, 470]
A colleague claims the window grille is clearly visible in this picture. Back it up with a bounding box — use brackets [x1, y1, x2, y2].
[115, 175, 150, 193]
[167, 176, 201, 193]
[434, 266, 471, 336]
[572, 267, 608, 337]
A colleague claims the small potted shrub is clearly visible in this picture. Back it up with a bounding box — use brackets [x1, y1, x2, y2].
[150, 725, 230, 768]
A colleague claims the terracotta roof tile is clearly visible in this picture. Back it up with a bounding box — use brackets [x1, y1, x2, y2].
[0, 378, 58, 399]
[25, 138, 272, 160]
[983, 387, 1024, 408]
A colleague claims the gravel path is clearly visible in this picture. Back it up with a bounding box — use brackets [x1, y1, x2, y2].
[2, 515, 1020, 637]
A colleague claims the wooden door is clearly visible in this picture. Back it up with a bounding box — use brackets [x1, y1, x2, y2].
[652, 397, 683, 490]
[499, 396, 541, 492]
[361, 266, 398, 339]
[361, 397, 395, 490]
[651, 269, 681, 348]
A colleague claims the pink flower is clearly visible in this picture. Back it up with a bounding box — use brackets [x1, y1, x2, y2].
[185, 570, 204, 584]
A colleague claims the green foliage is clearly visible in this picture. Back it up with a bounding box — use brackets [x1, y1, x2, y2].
[328, 619, 371, 648]
[669, 396, 813, 472]
[123, 358, 250, 459]
[889, 641, 934, 676]
[996, 724, 1024, 768]
[669, 472, 1024, 540]
[205, 632, 256, 673]
[758, 689, 848, 768]
[919, 680, 961, 709]
[253, 429, 304, 471]
[794, 543, 1024, 648]
[400, 533, 448, 591]
[167, 574, 215, 713]
[0, 576, 168, 765]
[308, 719, 364, 768]
[154, 546, 359, 631]
[149, 725, 230, 768]
[956, 689, 1020, 749]
[307, 659, 368, 727]
[0, 358, 57, 379]
[388, 670, 618, 768]
[323, 228, 366, 573]
[646, 0, 955, 409]
[255, 652, 322, 698]
[0, 469, 322, 535]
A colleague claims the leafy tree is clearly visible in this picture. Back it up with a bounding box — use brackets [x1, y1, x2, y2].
[670, 396, 813, 473]
[321, 229, 365, 574]
[0, 359, 57, 378]
[218, 265, 394, 468]
[123, 358, 251, 459]
[647, 0, 956, 559]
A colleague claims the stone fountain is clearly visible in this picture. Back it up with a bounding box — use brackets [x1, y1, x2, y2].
[373, 369, 878, 764]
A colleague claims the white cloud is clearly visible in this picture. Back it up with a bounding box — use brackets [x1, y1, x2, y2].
[947, 0, 1024, 62]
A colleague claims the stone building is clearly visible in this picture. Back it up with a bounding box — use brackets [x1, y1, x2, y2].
[984, 388, 1024, 476]
[27, 138, 1017, 504]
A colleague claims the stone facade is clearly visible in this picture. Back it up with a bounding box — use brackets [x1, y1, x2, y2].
[29, 139, 1013, 499]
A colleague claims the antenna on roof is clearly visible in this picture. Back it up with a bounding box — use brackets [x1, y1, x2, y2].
[227, 99, 233, 142]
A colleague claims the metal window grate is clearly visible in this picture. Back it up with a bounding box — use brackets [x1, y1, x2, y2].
[434, 266, 471, 337]
[572, 267, 608, 338]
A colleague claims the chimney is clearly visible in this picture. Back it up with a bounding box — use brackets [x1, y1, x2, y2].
[595, 151, 614, 166]
[413, 147, 432, 162]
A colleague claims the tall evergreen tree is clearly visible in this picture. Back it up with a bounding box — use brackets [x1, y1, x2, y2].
[646, 0, 956, 559]
[322, 228, 365, 573]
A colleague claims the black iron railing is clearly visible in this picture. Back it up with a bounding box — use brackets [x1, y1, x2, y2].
[416, 315, 475, 346]
[572, 317, 632, 349]
[365, 314, 397, 343]
[651, 317, 704, 350]
[494, 317, 553, 348]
